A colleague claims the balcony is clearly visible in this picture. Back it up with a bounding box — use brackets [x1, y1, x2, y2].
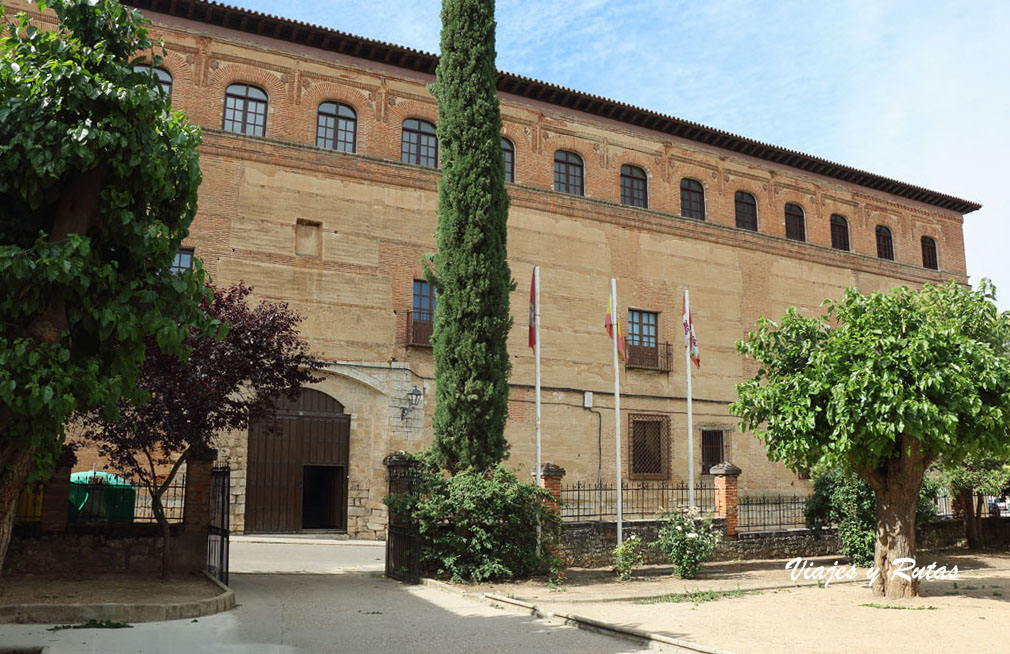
[625, 341, 673, 372]
[406, 309, 434, 347]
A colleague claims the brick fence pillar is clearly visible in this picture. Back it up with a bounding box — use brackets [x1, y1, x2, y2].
[711, 462, 742, 539]
[40, 457, 74, 533]
[183, 446, 217, 534]
[532, 463, 565, 514]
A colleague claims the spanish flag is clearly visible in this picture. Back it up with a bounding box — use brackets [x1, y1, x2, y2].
[605, 297, 626, 361]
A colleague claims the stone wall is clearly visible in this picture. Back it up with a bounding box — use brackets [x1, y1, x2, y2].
[560, 519, 841, 568]
[7, 524, 183, 576]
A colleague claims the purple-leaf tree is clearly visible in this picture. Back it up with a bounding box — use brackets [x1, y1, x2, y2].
[84, 283, 321, 576]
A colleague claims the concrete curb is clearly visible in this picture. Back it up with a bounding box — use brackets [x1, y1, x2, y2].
[417, 577, 734, 653]
[0, 572, 235, 625]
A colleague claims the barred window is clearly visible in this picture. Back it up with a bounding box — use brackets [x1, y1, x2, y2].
[223, 83, 267, 137]
[316, 102, 356, 153]
[620, 164, 648, 208]
[876, 225, 894, 260]
[830, 214, 850, 251]
[627, 309, 658, 348]
[701, 430, 724, 474]
[680, 178, 705, 220]
[502, 138, 515, 183]
[629, 414, 670, 480]
[170, 248, 194, 275]
[133, 65, 172, 98]
[735, 191, 758, 231]
[921, 236, 938, 270]
[554, 150, 584, 196]
[401, 118, 438, 168]
[784, 203, 806, 242]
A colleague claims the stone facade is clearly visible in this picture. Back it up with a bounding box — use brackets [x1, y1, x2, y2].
[12, 0, 976, 537]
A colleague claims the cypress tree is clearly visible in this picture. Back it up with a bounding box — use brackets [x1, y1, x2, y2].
[429, 0, 513, 473]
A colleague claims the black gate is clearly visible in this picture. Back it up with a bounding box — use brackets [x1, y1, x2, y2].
[384, 455, 420, 584]
[207, 465, 230, 584]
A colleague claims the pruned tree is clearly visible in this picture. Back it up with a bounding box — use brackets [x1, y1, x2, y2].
[428, 0, 514, 473]
[732, 280, 1010, 598]
[0, 0, 207, 571]
[83, 283, 320, 576]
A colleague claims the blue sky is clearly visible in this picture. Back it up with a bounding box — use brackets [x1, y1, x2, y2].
[234, 0, 1009, 309]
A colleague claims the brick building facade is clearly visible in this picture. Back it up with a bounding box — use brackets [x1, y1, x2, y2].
[16, 0, 979, 537]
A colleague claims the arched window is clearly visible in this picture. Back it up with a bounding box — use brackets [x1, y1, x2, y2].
[223, 83, 267, 137]
[316, 102, 356, 153]
[830, 214, 850, 251]
[921, 236, 938, 270]
[784, 203, 805, 242]
[554, 150, 584, 196]
[133, 65, 173, 97]
[876, 225, 894, 260]
[620, 164, 648, 208]
[680, 178, 705, 220]
[401, 118, 438, 168]
[502, 138, 515, 183]
[735, 191, 758, 231]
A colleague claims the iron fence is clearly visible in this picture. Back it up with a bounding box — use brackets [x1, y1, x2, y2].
[935, 492, 1008, 520]
[69, 475, 186, 524]
[736, 494, 810, 532]
[560, 480, 715, 521]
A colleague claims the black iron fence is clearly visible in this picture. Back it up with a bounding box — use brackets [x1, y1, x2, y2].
[560, 480, 715, 521]
[935, 492, 1008, 519]
[736, 494, 809, 532]
[69, 475, 186, 524]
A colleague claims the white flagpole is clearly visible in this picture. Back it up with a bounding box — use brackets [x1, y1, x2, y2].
[534, 266, 542, 555]
[685, 289, 695, 508]
[611, 278, 623, 545]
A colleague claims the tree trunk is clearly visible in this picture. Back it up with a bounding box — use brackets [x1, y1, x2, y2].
[0, 444, 36, 577]
[872, 481, 921, 598]
[960, 487, 984, 549]
[151, 488, 171, 579]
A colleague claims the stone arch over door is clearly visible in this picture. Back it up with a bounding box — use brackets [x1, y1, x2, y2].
[245, 388, 350, 533]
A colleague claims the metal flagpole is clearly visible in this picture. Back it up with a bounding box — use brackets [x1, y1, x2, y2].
[611, 278, 623, 545]
[534, 266, 542, 556]
[685, 289, 695, 509]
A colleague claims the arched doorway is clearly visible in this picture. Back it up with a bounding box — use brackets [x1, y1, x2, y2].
[245, 388, 350, 533]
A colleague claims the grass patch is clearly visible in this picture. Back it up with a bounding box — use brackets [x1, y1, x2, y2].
[48, 620, 132, 631]
[636, 588, 749, 605]
[860, 603, 938, 611]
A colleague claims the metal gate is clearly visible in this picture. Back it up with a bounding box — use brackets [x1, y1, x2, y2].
[207, 465, 230, 584]
[385, 458, 420, 584]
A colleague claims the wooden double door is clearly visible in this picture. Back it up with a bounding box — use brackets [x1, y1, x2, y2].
[245, 389, 350, 533]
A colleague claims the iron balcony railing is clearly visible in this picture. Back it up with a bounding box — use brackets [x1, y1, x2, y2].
[625, 341, 674, 372]
[406, 309, 434, 347]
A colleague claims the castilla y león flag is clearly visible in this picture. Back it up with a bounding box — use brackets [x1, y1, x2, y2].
[529, 268, 537, 350]
[605, 297, 626, 361]
[683, 296, 700, 368]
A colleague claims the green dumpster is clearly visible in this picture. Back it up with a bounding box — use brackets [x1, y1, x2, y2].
[68, 471, 137, 523]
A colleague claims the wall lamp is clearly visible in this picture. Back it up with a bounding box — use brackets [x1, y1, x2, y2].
[401, 386, 422, 421]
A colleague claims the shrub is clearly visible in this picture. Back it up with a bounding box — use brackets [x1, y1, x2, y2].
[805, 468, 941, 566]
[612, 534, 644, 581]
[652, 508, 721, 579]
[393, 460, 560, 583]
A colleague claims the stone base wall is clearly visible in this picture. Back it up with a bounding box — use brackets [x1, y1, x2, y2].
[560, 519, 841, 568]
[6, 524, 200, 576]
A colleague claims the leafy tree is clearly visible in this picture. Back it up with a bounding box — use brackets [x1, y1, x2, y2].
[428, 0, 514, 473]
[939, 457, 1010, 549]
[0, 0, 206, 571]
[83, 283, 320, 576]
[732, 280, 1010, 598]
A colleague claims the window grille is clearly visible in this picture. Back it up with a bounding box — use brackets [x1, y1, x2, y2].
[629, 414, 670, 480]
[701, 430, 724, 474]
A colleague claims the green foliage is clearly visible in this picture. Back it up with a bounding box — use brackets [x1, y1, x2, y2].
[652, 508, 721, 579]
[731, 281, 1010, 475]
[428, 0, 514, 473]
[612, 534, 644, 581]
[939, 457, 1010, 497]
[401, 462, 560, 582]
[0, 0, 207, 482]
[804, 468, 940, 566]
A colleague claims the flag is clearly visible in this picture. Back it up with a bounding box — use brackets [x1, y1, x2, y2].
[528, 268, 537, 350]
[605, 297, 626, 361]
[683, 296, 700, 368]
